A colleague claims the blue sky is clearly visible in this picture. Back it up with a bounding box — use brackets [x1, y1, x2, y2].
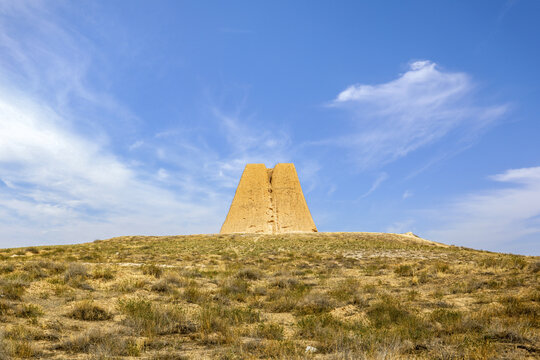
[0, 1, 539, 255]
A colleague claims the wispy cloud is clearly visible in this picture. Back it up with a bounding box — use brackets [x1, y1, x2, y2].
[425, 166, 540, 255]
[402, 190, 413, 199]
[359, 172, 388, 198]
[0, 2, 299, 247]
[330, 60, 508, 169]
[0, 2, 226, 246]
[0, 86, 225, 246]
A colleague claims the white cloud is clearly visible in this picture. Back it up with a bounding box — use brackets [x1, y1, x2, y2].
[360, 172, 388, 198]
[0, 2, 230, 247]
[425, 166, 540, 254]
[0, 2, 303, 247]
[331, 60, 507, 168]
[402, 190, 413, 199]
[0, 88, 226, 247]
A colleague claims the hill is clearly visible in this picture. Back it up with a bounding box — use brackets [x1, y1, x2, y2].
[0, 233, 538, 359]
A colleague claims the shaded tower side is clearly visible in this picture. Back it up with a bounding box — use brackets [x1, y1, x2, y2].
[271, 163, 317, 233]
[220, 164, 274, 234]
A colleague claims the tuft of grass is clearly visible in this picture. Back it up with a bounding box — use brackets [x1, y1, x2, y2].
[430, 261, 451, 274]
[67, 300, 112, 321]
[64, 263, 88, 283]
[295, 292, 334, 315]
[1, 280, 26, 300]
[198, 304, 260, 344]
[528, 261, 540, 273]
[219, 278, 251, 302]
[22, 262, 47, 280]
[25, 247, 40, 254]
[2, 325, 41, 358]
[366, 296, 429, 340]
[329, 278, 360, 303]
[430, 308, 462, 326]
[254, 323, 284, 340]
[151, 279, 172, 293]
[142, 264, 163, 278]
[92, 266, 115, 281]
[183, 283, 206, 304]
[500, 295, 538, 317]
[235, 267, 262, 280]
[117, 297, 195, 336]
[296, 314, 358, 353]
[394, 264, 414, 276]
[116, 278, 148, 293]
[0, 263, 15, 274]
[15, 304, 43, 318]
[59, 328, 141, 356]
[0, 299, 13, 316]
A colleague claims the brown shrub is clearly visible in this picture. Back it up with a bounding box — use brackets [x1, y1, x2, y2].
[67, 301, 112, 321]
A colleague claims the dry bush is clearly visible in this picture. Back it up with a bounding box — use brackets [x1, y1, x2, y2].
[58, 327, 140, 356]
[151, 279, 173, 293]
[235, 267, 262, 280]
[296, 314, 358, 353]
[22, 262, 47, 280]
[254, 323, 284, 340]
[161, 272, 185, 287]
[64, 263, 88, 282]
[366, 296, 430, 340]
[295, 292, 334, 315]
[270, 276, 305, 290]
[198, 304, 259, 345]
[0, 280, 26, 300]
[0, 299, 13, 316]
[528, 261, 540, 273]
[394, 264, 414, 276]
[265, 290, 299, 313]
[25, 247, 40, 254]
[115, 278, 148, 293]
[67, 300, 112, 321]
[500, 295, 538, 318]
[15, 304, 43, 318]
[0, 263, 15, 274]
[117, 297, 195, 336]
[183, 284, 206, 304]
[2, 325, 40, 358]
[142, 264, 163, 278]
[219, 278, 251, 302]
[329, 278, 361, 303]
[92, 266, 115, 280]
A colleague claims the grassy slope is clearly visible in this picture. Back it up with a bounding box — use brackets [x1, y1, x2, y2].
[0, 232, 538, 359]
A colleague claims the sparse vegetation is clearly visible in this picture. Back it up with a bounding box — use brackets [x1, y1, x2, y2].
[0, 232, 537, 359]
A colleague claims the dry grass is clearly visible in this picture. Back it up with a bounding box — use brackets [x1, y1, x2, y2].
[0, 232, 538, 359]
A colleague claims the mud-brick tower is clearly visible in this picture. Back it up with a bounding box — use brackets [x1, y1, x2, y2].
[220, 163, 317, 234]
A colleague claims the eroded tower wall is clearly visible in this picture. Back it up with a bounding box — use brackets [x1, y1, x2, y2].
[271, 163, 317, 233]
[219, 164, 273, 234]
[220, 163, 317, 234]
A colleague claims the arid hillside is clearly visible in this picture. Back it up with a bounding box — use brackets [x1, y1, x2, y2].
[0, 233, 538, 359]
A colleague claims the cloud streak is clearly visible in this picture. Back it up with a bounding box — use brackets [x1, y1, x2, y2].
[0, 86, 225, 246]
[330, 60, 507, 169]
[0, 1, 298, 247]
[425, 166, 540, 255]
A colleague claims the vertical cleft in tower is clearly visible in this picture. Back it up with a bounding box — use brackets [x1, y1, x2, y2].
[220, 163, 317, 234]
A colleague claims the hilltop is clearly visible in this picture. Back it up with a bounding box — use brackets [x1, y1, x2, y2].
[0, 232, 538, 359]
